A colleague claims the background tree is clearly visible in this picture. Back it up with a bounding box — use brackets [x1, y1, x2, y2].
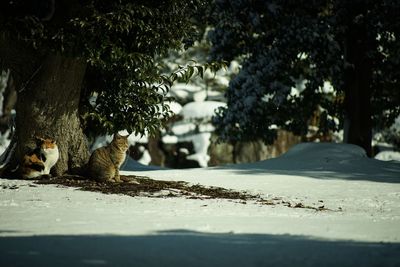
[0, 0, 211, 176]
[209, 0, 400, 156]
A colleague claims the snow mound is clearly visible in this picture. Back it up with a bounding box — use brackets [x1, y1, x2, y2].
[228, 142, 400, 183]
[280, 142, 367, 161]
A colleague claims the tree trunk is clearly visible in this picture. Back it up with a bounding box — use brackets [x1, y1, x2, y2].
[0, 34, 90, 177]
[342, 8, 374, 157]
[13, 53, 90, 176]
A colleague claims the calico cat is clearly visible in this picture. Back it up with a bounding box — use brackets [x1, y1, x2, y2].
[21, 137, 59, 179]
[88, 133, 129, 182]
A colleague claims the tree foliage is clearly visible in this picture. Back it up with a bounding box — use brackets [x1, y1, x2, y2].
[0, 0, 220, 137]
[208, 0, 400, 146]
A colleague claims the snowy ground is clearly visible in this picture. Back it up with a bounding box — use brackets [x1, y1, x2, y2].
[1, 143, 400, 266]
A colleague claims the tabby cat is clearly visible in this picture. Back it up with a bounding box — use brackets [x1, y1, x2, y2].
[88, 133, 129, 182]
[21, 137, 59, 179]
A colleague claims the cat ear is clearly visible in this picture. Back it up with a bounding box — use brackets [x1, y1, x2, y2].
[34, 136, 44, 145]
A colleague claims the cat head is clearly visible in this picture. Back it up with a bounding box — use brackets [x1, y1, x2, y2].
[35, 136, 57, 150]
[113, 133, 129, 151]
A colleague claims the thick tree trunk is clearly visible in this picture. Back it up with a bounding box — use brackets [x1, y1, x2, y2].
[342, 8, 374, 157]
[1, 35, 90, 177]
[14, 53, 90, 176]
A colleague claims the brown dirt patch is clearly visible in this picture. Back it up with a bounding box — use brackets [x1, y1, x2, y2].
[35, 175, 338, 211]
[36, 175, 256, 200]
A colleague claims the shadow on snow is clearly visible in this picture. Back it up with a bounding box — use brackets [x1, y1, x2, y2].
[1, 230, 399, 267]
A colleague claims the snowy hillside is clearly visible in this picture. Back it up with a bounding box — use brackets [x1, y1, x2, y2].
[1, 142, 400, 266]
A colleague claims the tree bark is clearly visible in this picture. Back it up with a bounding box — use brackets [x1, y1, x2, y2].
[342, 8, 374, 157]
[0, 35, 90, 176]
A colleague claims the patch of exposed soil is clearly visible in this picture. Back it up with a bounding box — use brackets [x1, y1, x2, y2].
[35, 175, 338, 211]
[36, 175, 256, 200]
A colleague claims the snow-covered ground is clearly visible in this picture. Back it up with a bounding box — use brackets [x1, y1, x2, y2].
[1, 143, 400, 266]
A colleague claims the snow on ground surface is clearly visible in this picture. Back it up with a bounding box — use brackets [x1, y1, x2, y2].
[375, 150, 400, 161]
[1, 143, 400, 266]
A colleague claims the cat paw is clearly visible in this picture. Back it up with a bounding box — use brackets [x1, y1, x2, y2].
[112, 176, 122, 183]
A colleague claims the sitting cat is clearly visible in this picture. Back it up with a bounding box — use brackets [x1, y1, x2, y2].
[88, 133, 130, 182]
[21, 137, 59, 179]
